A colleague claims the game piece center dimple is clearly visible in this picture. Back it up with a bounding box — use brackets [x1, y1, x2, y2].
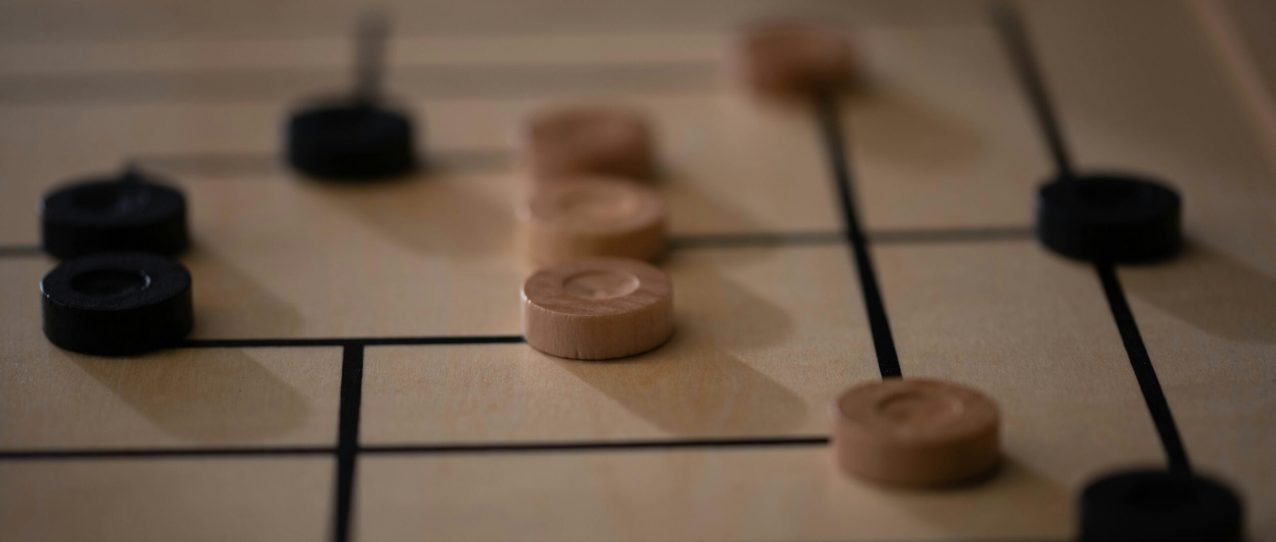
[70, 268, 151, 296]
[71, 184, 150, 215]
[874, 389, 964, 429]
[561, 270, 641, 300]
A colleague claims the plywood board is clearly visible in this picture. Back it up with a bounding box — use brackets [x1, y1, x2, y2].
[0, 458, 331, 542]
[357, 449, 1066, 541]
[0, 0, 1272, 540]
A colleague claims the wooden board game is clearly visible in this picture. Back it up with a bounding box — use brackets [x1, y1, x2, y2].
[1, 0, 1274, 540]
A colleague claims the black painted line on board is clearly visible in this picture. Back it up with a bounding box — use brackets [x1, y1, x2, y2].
[332, 345, 364, 542]
[1095, 262, 1192, 473]
[668, 230, 844, 250]
[176, 335, 525, 349]
[869, 226, 1034, 244]
[992, 2, 1073, 179]
[0, 446, 332, 461]
[813, 93, 902, 379]
[0, 437, 828, 462]
[363, 436, 830, 455]
[670, 227, 1035, 251]
[993, 3, 1191, 474]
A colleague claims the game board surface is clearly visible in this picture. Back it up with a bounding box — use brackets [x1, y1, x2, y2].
[1, 1, 1274, 540]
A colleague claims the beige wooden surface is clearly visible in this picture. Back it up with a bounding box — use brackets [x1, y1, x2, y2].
[0, 257, 343, 449]
[0, 458, 332, 542]
[362, 245, 875, 443]
[0, 0, 1273, 541]
[849, 22, 1048, 230]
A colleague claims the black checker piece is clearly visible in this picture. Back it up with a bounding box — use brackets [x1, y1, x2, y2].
[41, 167, 188, 259]
[42, 252, 194, 356]
[1036, 173, 1182, 263]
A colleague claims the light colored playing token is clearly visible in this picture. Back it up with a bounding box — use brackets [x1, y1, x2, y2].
[519, 177, 666, 268]
[738, 21, 857, 100]
[832, 378, 1001, 487]
[522, 258, 674, 360]
[517, 104, 655, 181]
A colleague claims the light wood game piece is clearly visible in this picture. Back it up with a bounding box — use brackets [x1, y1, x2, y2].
[522, 258, 673, 360]
[517, 104, 655, 181]
[738, 20, 858, 100]
[519, 177, 666, 268]
[832, 378, 1001, 488]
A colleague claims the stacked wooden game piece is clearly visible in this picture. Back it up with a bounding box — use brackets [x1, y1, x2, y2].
[514, 103, 673, 360]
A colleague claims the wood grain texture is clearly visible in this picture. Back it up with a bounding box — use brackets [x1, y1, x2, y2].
[1218, 0, 1276, 109]
[0, 0, 1272, 541]
[1193, 0, 1276, 168]
[0, 458, 331, 542]
[357, 449, 1067, 541]
[846, 22, 1050, 231]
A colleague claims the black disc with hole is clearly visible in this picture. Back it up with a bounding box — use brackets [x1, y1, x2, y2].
[41, 168, 189, 259]
[1080, 469, 1243, 542]
[286, 100, 418, 180]
[41, 252, 194, 356]
[1036, 173, 1182, 263]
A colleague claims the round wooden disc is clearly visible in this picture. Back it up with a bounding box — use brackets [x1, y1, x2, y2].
[517, 104, 655, 181]
[831, 378, 1001, 487]
[738, 21, 857, 100]
[519, 177, 666, 268]
[522, 258, 674, 360]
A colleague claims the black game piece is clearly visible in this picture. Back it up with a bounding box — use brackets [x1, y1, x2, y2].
[287, 102, 416, 180]
[1080, 469, 1243, 542]
[286, 11, 418, 180]
[1036, 173, 1182, 263]
[41, 252, 194, 356]
[41, 166, 189, 259]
